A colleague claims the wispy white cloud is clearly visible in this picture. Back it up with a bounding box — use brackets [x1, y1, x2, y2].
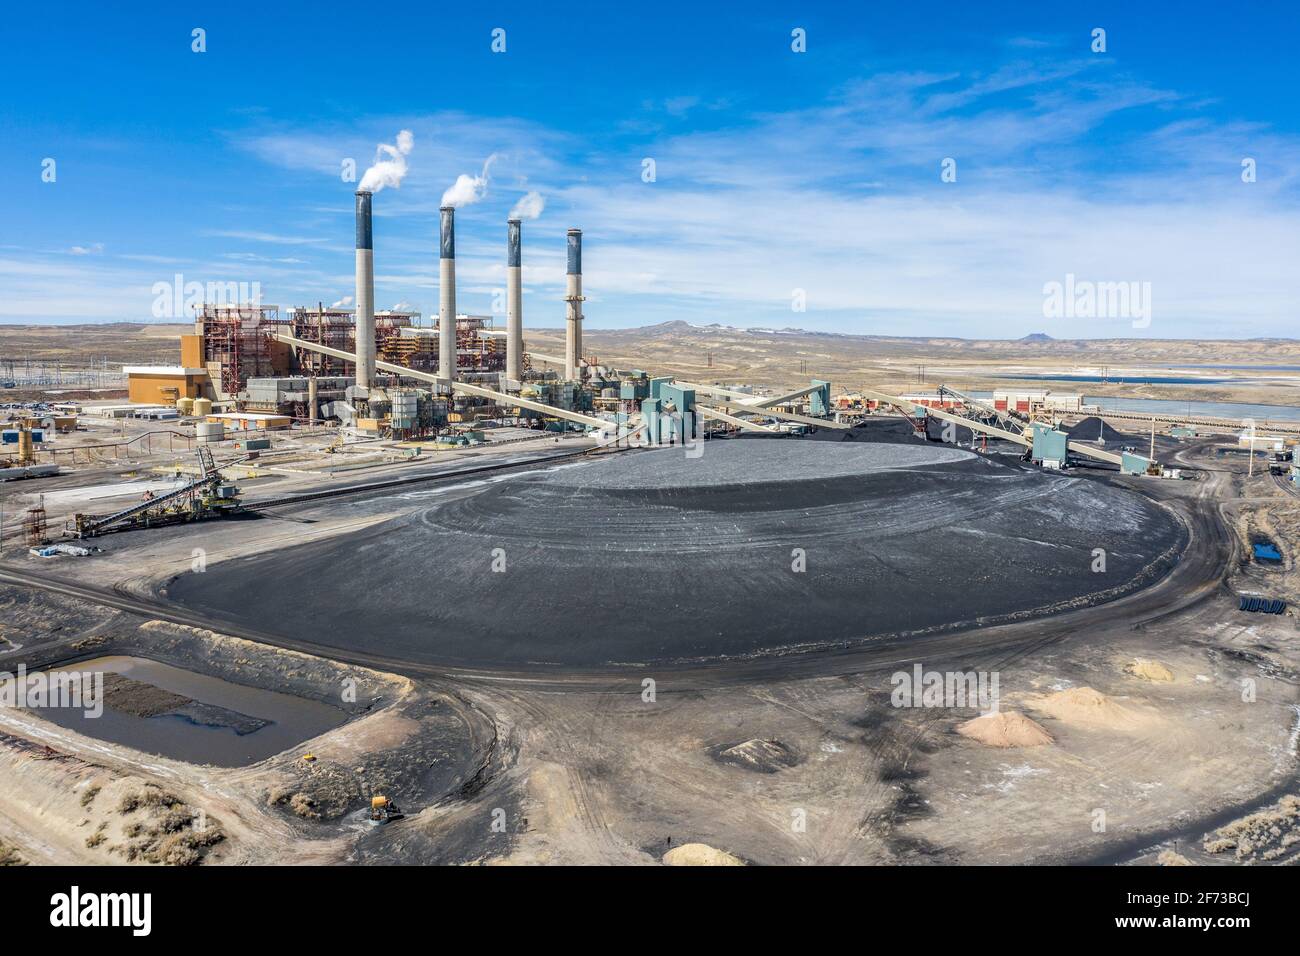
[117, 253, 190, 264]
[8, 47, 1298, 337]
[368, 55, 1293, 338]
[1006, 36, 1059, 50]
[203, 229, 332, 245]
[221, 252, 310, 265]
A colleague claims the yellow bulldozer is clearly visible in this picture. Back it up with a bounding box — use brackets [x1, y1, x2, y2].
[368, 795, 402, 825]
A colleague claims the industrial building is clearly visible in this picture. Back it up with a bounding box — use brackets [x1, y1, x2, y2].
[6, 194, 1271, 882]
[121, 191, 839, 445]
[107, 190, 1195, 489]
[991, 388, 1087, 415]
[124, 365, 209, 404]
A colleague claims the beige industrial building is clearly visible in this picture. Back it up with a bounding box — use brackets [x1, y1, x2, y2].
[124, 365, 209, 405]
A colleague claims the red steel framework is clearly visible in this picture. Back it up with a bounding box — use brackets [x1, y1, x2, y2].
[290, 306, 355, 377]
[456, 315, 505, 373]
[200, 304, 286, 396]
[199, 306, 508, 394]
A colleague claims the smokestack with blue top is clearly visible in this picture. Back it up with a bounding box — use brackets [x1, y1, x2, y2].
[354, 190, 375, 390]
[439, 206, 457, 383]
[564, 228, 584, 381]
[506, 218, 524, 383]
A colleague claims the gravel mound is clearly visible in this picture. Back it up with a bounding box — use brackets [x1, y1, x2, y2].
[716, 738, 800, 773]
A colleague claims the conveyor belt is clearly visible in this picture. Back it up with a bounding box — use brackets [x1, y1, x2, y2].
[239, 446, 605, 511]
[860, 386, 1127, 467]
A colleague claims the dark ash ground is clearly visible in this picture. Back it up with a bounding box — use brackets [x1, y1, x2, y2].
[163, 432, 1186, 668]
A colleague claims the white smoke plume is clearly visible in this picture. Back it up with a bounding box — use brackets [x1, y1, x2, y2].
[441, 154, 499, 207]
[358, 129, 414, 193]
[330, 296, 353, 308]
[509, 190, 545, 220]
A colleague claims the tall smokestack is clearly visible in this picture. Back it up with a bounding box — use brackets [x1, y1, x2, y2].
[564, 228, 583, 381]
[354, 191, 376, 390]
[506, 219, 523, 383]
[439, 206, 457, 383]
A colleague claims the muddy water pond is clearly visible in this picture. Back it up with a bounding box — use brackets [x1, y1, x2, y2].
[33, 656, 346, 767]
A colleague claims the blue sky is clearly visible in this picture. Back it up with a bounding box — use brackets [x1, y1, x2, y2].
[1, 1, 1297, 338]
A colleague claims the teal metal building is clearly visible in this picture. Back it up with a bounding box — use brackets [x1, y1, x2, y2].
[1029, 422, 1069, 468]
[1121, 451, 1151, 475]
[810, 379, 832, 416]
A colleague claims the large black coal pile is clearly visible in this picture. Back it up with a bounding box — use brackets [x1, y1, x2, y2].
[166, 438, 1185, 669]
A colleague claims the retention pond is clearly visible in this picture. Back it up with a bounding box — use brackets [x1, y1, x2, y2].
[32, 655, 346, 766]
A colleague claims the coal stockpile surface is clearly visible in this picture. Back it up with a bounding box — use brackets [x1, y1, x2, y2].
[1066, 416, 1136, 449]
[165, 438, 1186, 669]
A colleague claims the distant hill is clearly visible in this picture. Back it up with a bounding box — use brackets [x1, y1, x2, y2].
[0, 321, 189, 365]
[527, 320, 1295, 349]
[515, 320, 1300, 400]
[6, 319, 1299, 405]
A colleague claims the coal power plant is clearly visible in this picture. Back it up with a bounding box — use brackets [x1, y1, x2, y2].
[113, 182, 1191, 668]
[6, 130, 1294, 880]
[70, 175, 1201, 656]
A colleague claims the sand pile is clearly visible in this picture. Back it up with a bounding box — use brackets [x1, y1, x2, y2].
[956, 711, 1053, 748]
[662, 843, 745, 866]
[1030, 687, 1157, 731]
[1124, 658, 1174, 682]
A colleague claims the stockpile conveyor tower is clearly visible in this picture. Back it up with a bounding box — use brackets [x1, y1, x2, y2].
[68, 446, 243, 538]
